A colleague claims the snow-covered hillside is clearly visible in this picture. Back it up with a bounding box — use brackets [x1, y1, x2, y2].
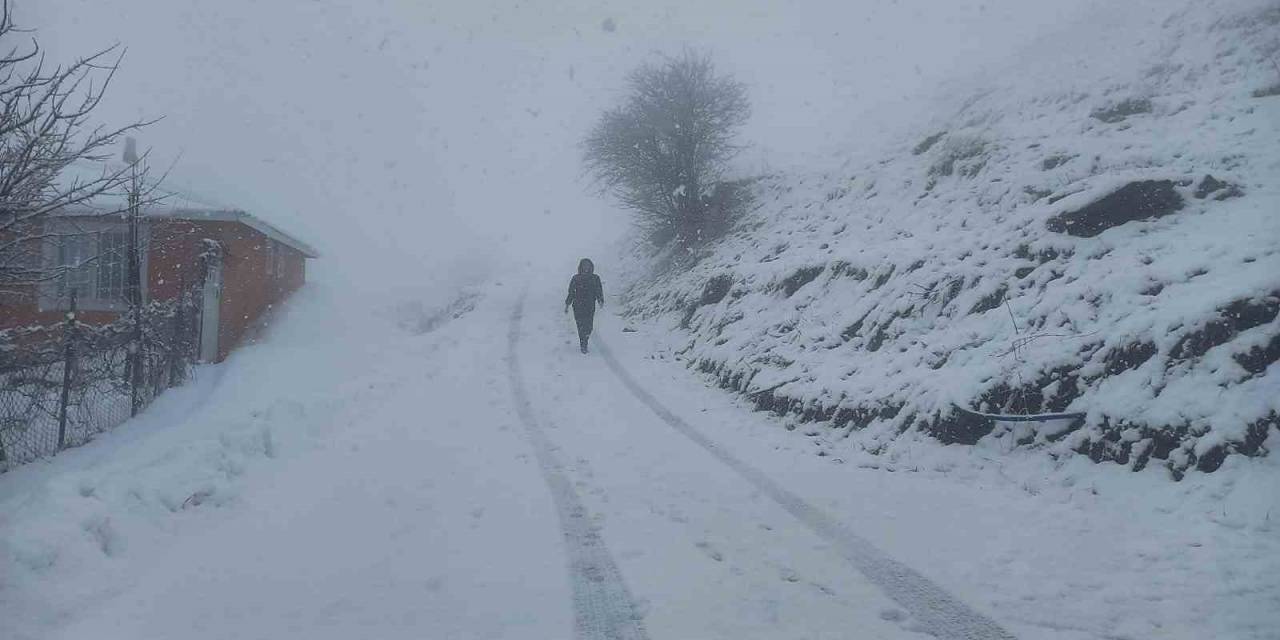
[624, 0, 1280, 479]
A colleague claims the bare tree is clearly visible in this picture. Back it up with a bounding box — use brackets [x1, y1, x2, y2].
[0, 0, 153, 302]
[584, 50, 751, 249]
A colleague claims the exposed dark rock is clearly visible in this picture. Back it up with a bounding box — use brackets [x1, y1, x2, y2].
[1046, 180, 1183, 237]
[1102, 341, 1157, 376]
[866, 324, 889, 352]
[679, 304, 698, 329]
[1197, 414, 1276, 472]
[938, 278, 966, 310]
[1234, 333, 1280, 375]
[780, 266, 824, 297]
[840, 312, 870, 341]
[1170, 318, 1232, 360]
[1023, 186, 1053, 201]
[926, 407, 996, 445]
[1041, 154, 1074, 170]
[1014, 266, 1035, 279]
[1171, 294, 1280, 360]
[1090, 97, 1153, 123]
[871, 266, 895, 290]
[979, 380, 1042, 415]
[1149, 424, 1189, 461]
[1196, 445, 1229, 473]
[1042, 370, 1083, 414]
[1225, 293, 1280, 328]
[912, 131, 945, 155]
[930, 138, 988, 178]
[1252, 83, 1280, 98]
[665, 258, 1274, 478]
[1037, 247, 1070, 263]
[830, 261, 868, 280]
[1063, 411, 1275, 477]
[1193, 174, 1244, 200]
[1086, 436, 1132, 467]
[833, 406, 868, 430]
[700, 274, 734, 305]
[1239, 413, 1277, 457]
[969, 285, 1007, 315]
[1131, 439, 1156, 472]
[690, 342, 1268, 476]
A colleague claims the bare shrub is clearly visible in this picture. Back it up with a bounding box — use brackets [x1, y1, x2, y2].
[584, 50, 752, 249]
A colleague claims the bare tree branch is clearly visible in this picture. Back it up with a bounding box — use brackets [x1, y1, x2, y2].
[0, 2, 155, 296]
[583, 50, 751, 250]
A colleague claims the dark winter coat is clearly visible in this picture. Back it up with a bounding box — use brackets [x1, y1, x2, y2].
[565, 259, 604, 316]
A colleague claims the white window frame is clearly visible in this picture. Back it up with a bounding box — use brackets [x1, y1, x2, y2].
[274, 241, 287, 280]
[39, 218, 148, 313]
[264, 239, 278, 280]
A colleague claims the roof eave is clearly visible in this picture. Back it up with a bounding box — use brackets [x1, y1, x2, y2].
[50, 205, 320, 259]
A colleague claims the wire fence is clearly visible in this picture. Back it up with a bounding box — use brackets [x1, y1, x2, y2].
[0, 293, 199, 471]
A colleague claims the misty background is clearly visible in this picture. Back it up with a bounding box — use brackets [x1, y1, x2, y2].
[24, 0, 1116, 292]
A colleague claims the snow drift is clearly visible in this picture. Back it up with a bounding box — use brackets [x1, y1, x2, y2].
[623, 0, 1280, 479]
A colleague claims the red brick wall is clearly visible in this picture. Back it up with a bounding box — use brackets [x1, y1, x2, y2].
[1, 218, 309, 362]
[148, 219, 204, 302]
[185, 221, 307, 362]
[0, 304, 118, 333]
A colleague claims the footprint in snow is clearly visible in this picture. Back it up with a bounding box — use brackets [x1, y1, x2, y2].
[879, 608, 906, 622]
[695, 541, 724, 562]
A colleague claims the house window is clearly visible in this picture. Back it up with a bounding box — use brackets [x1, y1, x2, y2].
[96, 229, 128, 302]
[265, 240, 278, 280]
[43, 221, 141, 311]
[274, 242, 287, 279]
[56, 233, 95, 301]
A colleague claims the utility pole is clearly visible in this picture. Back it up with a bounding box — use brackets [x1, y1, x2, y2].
[57, 292, 78, 450]
[124, 137, 144, 415]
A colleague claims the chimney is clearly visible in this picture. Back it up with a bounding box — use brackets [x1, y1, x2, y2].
[123, 136, 138, 164]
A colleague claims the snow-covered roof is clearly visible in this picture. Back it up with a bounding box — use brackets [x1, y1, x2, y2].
[51, 161, 319, 258]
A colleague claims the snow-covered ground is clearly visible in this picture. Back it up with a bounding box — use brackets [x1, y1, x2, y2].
[3, 275, 1276, 639]
[623, 0, 1280, 477]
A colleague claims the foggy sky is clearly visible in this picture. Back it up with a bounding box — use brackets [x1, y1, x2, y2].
[23, 0, 1111, 289]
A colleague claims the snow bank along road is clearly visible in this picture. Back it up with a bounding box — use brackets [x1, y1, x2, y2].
[3, 279, 1277, 639]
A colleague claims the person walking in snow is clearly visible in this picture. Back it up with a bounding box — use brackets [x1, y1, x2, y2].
[565, 258, 604, 354]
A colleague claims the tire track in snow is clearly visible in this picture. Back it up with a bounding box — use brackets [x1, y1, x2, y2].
[597, 339, 1016, 640]
[507, 297, 649, 640]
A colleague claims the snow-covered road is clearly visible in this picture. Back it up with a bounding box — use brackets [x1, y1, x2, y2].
[507, 291, 1003, 639]
[3, 277, 1277, 640]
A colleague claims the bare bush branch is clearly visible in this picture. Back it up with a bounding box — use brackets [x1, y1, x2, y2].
[0, 1, 154, 295]
[583, 50, 751, 249]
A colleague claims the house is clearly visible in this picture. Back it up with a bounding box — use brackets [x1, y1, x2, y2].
[0, 171, 317, 363]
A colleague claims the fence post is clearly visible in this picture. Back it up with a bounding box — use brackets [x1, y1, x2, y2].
[56, 292, 77, 450]
[129, 316, 142, 416]
[127, 162, 144, 416]
[169, 277, 187, 387]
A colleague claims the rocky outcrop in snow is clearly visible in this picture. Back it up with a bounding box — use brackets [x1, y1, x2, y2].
[624, 0, 1280, 479]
